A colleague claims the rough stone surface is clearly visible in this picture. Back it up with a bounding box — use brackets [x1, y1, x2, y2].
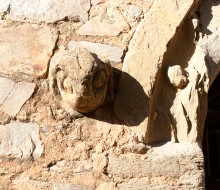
[76, 7, 129, 36]
[68, 41, 124, 63]
[0, 77, 35, 116]
[0, 122, 43, 159]
[114, 0, 197, 143]
[3, 0, 90, 23]
[108, 143, 204, 189]
[1, 0, 219, 189]
[167, 65, 188, 89]
[0, 24, 57, 77]
[49, 47, 112, 113]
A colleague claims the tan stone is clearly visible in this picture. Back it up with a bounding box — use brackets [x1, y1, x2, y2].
[114, 0, 197, 143]
[167, 65, 188, 89]
[92, 153, 108, 173]
[96, 182, 116, 190]
[49, 48, 112, 114]
[91, 0, 105, 5]
[107, 143, 203, 183]
[0, 24, 57, 77]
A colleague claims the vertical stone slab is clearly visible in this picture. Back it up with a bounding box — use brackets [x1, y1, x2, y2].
[114, 0, 197, 142]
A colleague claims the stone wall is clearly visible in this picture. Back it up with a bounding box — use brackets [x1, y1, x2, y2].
[0, 0, 219, 189]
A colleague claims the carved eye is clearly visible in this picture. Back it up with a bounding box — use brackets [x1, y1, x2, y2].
[93, 70, 106, 89]
[63, 77, 73, 93]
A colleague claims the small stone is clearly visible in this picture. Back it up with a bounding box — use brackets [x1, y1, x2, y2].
[122, 142, 148, 154]
[167, 65, 188, 89]
[92, 153, 108, 173]
[124, 4, 142, 20]
[0, 24, 57, 77]
[0, 78, 35, 116]
[6, 0, 90, 23]
[68, 41, 124, 63]
[0, 122, 44, 159]
[95, 143, 104, 153]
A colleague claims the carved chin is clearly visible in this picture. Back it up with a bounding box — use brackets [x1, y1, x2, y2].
[60, 90, 105, 113]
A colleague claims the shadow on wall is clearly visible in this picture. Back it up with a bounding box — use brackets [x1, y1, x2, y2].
[87, 69, 149, 126]
[146, 18, 196, 143]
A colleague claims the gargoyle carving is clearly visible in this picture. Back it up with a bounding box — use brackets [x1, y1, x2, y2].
[49, 47, 112, 113]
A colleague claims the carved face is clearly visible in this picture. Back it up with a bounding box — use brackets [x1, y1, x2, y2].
[50, 48, 111, 113]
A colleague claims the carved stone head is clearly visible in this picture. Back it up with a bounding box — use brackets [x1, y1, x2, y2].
[49, 47, 112, 113]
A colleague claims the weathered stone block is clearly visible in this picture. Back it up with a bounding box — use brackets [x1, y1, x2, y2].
[4, 0, 90, 23]
[68, 41, 124, 63]
[0, 122, 44, 159]
[0, 24, 57, 77]
[0, 77, 35, 116]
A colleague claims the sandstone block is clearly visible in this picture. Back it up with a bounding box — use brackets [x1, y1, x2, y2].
[0, 24, 57, 77]
[0, 122, 44, 159]
[114, 0, 196, 142]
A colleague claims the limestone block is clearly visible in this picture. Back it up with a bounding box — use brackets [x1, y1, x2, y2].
[49, 47, 112, 113]
[0, 77, 35, 116]
[114, 0, 196, 142]
[5, 0, 90, 23]
[76, 7, 129, 36]
[0, 24, 57, 77]
[107, 142, 204, 188]
[0, 122, 44, 159]
[68, 41, 124, 63]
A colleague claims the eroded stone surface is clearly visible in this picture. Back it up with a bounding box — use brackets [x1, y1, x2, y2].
[167, 65, 188, 89]
[0, 122, 43, 159]
[76, 7, 129, 36]
[0, 77, 35, 116]
[0, 24, 57, 77]
[3, 0, 90, 23]
[68, 41, 124, 63]
[108, 142, 204, 189]
[114, 0, 196, 142]
[49, 47, 112, 113]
